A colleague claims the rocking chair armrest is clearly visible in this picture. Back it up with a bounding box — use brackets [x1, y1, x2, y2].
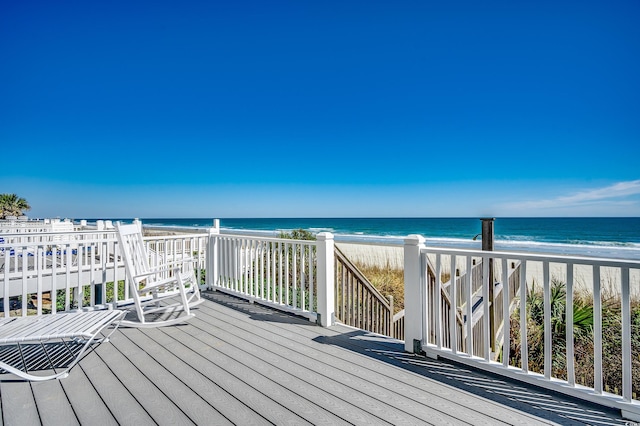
[147, 264, 174, 274]
[164, 258, 197, 276]
[138, 275, 182, 292]
[132, 265, 179, 281]
[167, 257, 196, 267]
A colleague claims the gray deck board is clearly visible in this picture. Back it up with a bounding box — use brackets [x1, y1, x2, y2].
[0, 382, 39, 426]
[109, 329, 231, 425]
[31, 380, 78, 426]
[162, 326, 346, 424]
[92, 339, 196, 425]
[192, 304, 458, 425]
[171, 316, 383, 425]
[0, 290, 631, 426]
[79, 349, 156, 425]
[146, 326, 311, 426]
[120, 327, 262, 426]
[60, 364, 118, 426]
[197, 298, 528, 425]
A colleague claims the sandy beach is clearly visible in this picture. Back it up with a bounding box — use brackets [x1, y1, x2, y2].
[142, 226, 204, 237]
[336, 242, 405, 269]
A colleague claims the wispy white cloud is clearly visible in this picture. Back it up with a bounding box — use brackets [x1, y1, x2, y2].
[502, 180, 640, 213]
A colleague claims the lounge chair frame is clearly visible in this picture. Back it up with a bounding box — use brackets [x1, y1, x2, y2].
[0, 309, 125, 381]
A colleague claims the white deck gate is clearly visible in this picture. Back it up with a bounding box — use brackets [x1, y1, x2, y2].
[403, 235, 640, 420]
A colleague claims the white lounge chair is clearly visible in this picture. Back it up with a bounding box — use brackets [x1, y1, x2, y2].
[0, 309, 125, 381]
[115, 222, 203, 327]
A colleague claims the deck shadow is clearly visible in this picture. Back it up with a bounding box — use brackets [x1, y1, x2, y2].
[0, 340, 85, 380]
[203, 290, 318, 326]
[314, 329, 628, 426]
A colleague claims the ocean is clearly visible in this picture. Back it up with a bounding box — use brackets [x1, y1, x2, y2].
[108, 217, 640, 260]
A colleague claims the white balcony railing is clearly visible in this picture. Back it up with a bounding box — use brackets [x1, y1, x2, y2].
[208, 232, 335, 326]
[0, 218, 77, 234]
[403, 235, 640, 420]
[0, 229, 208, 316]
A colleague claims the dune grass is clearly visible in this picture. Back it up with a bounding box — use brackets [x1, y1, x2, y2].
[353, 263, 405, 313]
[509, 278, 640, 398]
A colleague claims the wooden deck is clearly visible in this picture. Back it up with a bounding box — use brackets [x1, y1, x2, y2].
[0, 291, 629, 425]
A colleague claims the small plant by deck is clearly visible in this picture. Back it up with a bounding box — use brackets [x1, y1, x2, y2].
[351, 263, 451, 315]
[278, 229, 316, 241]
[52, 281, 126, 312]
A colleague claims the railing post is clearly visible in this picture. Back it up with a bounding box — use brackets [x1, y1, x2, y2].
[404, 234, 425, 353]
[316, 232, 335, 327]
[480, 218, 496, 354]
[207, 221, 220, 290]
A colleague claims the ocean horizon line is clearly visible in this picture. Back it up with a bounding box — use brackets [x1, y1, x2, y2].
[87, 216, 640, 220]
[102, 217, 640, 261]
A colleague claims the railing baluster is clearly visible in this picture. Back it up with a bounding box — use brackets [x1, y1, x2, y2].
[51, 244, 58, 314]
[65, 244, 72, 310]
[502, 258, 509, 367]
[271, 242, 276, 303]
[347, 268, 352, 326]
[520, 260, 528, 373]
[292, 243, 298, 309]
[465, 256, 473, 356]
[308, 246, 316, 311]
[285, 242, 290, 306]
[450, 255, 457, 353]
[300, 244, 305, 311]
[566, 262, 575, 385]
[340, 258, 344, 322]
[21, 246, 28, 315]
[621, 266, 631, 402]
[36, 245, 43, 315]
[424, 255, 430, 346]
[593, 265, 603, 394]
[482, 255, 490, 360]
[543, 261, 551, 379]
[435, 253, 442, 349]
[268, 241, 273, 301]
[3, 250, 9, 317]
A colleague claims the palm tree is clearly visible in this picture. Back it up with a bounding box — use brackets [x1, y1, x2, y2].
[0, 193, 31, 219]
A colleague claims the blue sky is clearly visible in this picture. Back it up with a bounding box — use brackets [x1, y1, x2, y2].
[1, 0, 639, 218]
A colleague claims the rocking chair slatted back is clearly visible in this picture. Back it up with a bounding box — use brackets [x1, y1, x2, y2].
[115, 222, 203, 328]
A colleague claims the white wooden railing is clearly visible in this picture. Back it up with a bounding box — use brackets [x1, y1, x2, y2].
[207, 232, 335, 325]
[403, 235, 640, 420]
[0, 218, 77, 234]
[0, 229, 208, 316]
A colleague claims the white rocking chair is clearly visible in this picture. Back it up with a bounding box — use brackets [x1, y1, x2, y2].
[115, 223, 203, 327]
